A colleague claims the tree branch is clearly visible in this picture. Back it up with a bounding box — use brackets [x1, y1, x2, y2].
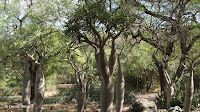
[133, 0, 176, 22]
[108, 38, 117, 76]
[138, 30, 165, 55]
[186, 35, 200, 54]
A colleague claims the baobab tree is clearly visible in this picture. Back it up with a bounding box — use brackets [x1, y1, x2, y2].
[65, 0, 136, 111]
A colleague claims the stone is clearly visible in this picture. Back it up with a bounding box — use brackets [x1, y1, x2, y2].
[130, 98, 157, 112]
[168, 106, 183, 112]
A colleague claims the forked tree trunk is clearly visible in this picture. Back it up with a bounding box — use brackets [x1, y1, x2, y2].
[116, 57, 124, 112]
[183, 68, 194, 112]
[22, 59, 31, 112]
[77, 74, 87, 112]
[96, 39, 116, 112]
[35, 63, 45, 112]
[100, 77, 114, 112]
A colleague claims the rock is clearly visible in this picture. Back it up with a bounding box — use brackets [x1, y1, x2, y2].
[71, 99, 77, 103]
[157, 109, 167, 112]
[130, 98, 157, 112]
[168, 106, 183, 112]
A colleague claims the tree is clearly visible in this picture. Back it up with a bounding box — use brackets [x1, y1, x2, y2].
[65, 0, 136, 111]
[0, 0, 69, 111]
[67, 44, 93, 112]
[131, 0, 200, 109]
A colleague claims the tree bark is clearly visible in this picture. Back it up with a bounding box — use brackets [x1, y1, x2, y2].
[116, 57, 125, 112]
[35, 63, 45, 112]
[100, 77, 114, 112]
[166, 84, 174, 109]
[22, 59, 31, 112]
[98, 47, 115, 112]
[183, 68, 194, 112]
[152, 54, 167, 92]
[164, 70, 174, 109]
[77, 74, 87, 112]
[96, 44, 116, 112]
[159, 67, 166, 92]
[29, 61, 36, 103]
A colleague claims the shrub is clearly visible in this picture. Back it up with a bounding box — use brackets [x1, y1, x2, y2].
[44, 87, 77, 104]
[156, 92, 167, 109]
[170, 89, 184, 108]
[156, 90, 199, 110]
[125, 74, 145, 91]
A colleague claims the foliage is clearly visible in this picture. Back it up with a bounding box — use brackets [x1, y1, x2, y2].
[156, 92, 167, 109]
[170, 89, 184, 108]
[124, 70, 146, 91]
[156, 89, 200, 109]
[88, 86, 136, 104]
[44, 87, 77, 104]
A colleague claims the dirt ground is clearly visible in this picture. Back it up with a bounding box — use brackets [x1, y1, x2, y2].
[0, 84, 159, 112]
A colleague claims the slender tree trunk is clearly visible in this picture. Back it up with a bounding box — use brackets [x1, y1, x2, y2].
[35, 63, 45, 112]
[152, 54, 166, 92]
[183, 68, 194, 112]
[160, 69, 166, 92]
[100, 77, 114, 112]
[166, 84, 174, 109]
[29, 61, 36, 103]
[22, 59, 31, 112]
[77, 74, 87, 112]
[116, 57, 124, 112]
[163, 70, 174, 109]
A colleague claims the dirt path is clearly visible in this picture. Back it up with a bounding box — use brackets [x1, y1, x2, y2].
[135, 91, 158, 101]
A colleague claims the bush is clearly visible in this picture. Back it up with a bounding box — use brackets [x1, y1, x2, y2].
[156, 90, 199, 109]
[88, 86, 136, 104]
[88, 86, 100, 102]
[125, 74, 145, 91]
[44, 87, 77, 104]
[192, 92, 200, 109]
[156, 92, 167, 109]
[170, 89, 184, 108]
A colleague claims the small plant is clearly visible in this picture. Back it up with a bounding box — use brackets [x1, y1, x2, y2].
[170, 89, 184, 108]
[192, 92, 200, 110]
[156, 92, 167, 109]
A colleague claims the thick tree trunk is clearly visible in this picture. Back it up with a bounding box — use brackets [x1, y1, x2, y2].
[98, 48, 115, 112]
[35, 64, 45, 112]
[22, 59, 31, 112]
[100, 77, 114, 112]
[77, 75, 87, 112]
[97, 39, 116, 112]
[183, 69, 194, 112]
[116, 57, 124, 112]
